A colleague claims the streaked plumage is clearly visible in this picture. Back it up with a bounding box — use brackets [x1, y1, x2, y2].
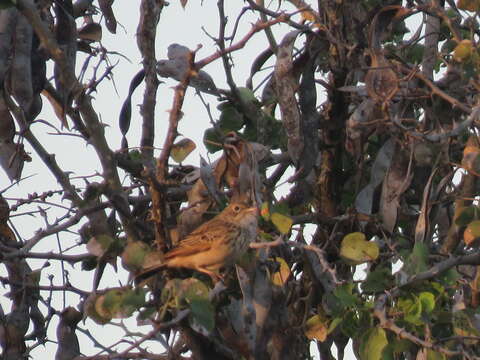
[137, 202, 258, 282]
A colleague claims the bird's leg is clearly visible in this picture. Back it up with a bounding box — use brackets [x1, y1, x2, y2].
[197, 267, 223, 284]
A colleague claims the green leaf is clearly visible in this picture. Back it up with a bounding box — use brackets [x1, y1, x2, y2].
[362, 267, 394, 294]
[334, 283, 358, 309]
[323, 292, 344, 316]
[128, 149, 142, 161]
[183, 278, 210, 302]
[121, 241, 150, 272]
[327, 317, 342, 334]
[237, 87, 258, 105]
[98, 287, 145, 320]
[403, 43, 424, 64]
[438, 268, 459, 286]
[101, 288, 124, 318]
[453, 310, 480, 344]
[419, 292, 435, 314]
[359, 327, 388, 360]
[189, 298, 215, 334]
[340, 232, 379, 265]
[398, 296, 423, 326]
[219, 105, 244, 132]
[403, 242, 429, 277]
[122, 288, 147, 317]
[389, 338, 414, 355]
[161, 278, 184, 307]
[85, 293, 111, 324]
[203, 128, 222, 153]
[0, 0, 15, 9]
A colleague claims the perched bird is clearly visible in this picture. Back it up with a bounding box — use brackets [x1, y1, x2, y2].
[167, 43, 190, 60]
[136, 202, 258, 283]
[156, 43, 219, 95]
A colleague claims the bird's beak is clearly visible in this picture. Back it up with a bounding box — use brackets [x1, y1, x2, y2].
[245, 207, 258, 216]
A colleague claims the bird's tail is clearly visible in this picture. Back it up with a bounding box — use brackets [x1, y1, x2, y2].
[134, 263, 167, 285]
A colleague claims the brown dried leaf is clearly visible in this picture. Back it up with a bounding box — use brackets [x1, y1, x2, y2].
[176, 134, 259, 237]
[55, 307, 82, 360]
[462, 145, 480, 174]
[415, 168, 438, 243]
[99, 0, 117, 33]
[305, 314, 328, 342]
[365, 53, 398, 103]
[41, 89, 66, 126]
[78, 22, 102, 42]
[271, 257, 291, 286]
[11, 15, 34, 118]
[458, 0, 480, 11]
[177, 201, 213, 239]
[274, 31, 303, 165]
[0, 141, 25, 181]
[0, 95, 14, 143]
[380, 148, 412, 233]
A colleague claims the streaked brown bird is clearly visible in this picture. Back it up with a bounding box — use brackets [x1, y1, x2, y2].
[137, 202, 258, 282]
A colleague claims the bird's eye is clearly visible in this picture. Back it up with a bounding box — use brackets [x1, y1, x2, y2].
[233, 205, 241, 212]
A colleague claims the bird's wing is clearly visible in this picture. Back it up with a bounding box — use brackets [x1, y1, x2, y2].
[164, 219, 229, 259]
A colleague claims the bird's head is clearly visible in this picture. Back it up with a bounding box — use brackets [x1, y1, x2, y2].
[220, 202, 257, 223]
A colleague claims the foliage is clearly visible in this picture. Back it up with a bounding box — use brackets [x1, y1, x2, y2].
[1, 0, 480, 359]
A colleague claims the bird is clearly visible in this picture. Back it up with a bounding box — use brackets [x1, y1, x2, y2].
[156, 43, 219, 95]
[136, 202, 258, 283]
[167, 43, 190, 60]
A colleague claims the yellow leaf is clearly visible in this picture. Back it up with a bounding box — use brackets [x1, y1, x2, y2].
[260, 202, 270, 220]
[171, 138, 196, 163]
[271, 212, 293, 234]
[462, 145, 480, 174]
[305, 314, 328, 342]
[464, 220, 480, 246]
[340, 232, 379, 265]
[453, 40, 473, 62]
[426, 349, 446, 360]
[359, 327, 388, 360]
[301, 10, 316, 23]
[271, 257, 291, 286]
